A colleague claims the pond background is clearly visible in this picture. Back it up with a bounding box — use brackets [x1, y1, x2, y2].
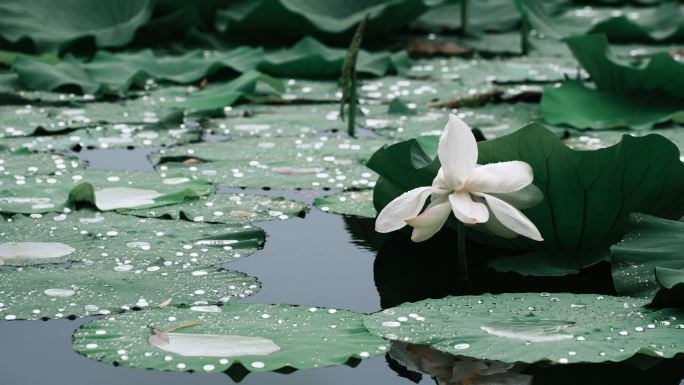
[1, 149, 682, 385]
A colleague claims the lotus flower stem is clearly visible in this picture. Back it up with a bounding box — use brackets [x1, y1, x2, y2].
[461, 0, 469, 36]
[520, 17, 530, 55]
[456, 221, 468, 284]
[340, 15, 368, 137]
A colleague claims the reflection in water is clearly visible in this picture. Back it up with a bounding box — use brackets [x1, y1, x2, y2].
[368, 228, 616, 309]
[389, 342, 532, 385]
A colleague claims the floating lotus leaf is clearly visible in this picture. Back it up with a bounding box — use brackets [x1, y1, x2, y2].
[541, 34, 684, 130]
[1, 124, 201, 152]
[216, 0, 428, 42]
[73, 303, 389, 373]
[0, 170, 213, 214]
[412, 0, 522, 33]
[167, 70, 284, 114]
[0, 99, 180, 138]
[153, 136, 381, 189]
[369, 123, 684, 276]
[315, 190, 375, 218]
[208, 104, 344, 139]
[0, 264, 258, 321]
[364, 293, 684, 364]
[0, 210, 264, 267]
[612, 214, 684, 307]
[258, 37, 408, 78]
[121, 192, 307, 224]
[12, 47, 263, 94]
[520, 1, 684, 43]
[0, 149, 84, 176]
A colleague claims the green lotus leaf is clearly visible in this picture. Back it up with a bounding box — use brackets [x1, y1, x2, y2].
[167, 70, 285, 114]
[363, 293, 684, 364]
[0, 96, 183, 138]
[542, 80, 684, 130]
[612, 214, 684, 307]
[0, 149, 84, 176]
[73, 303, 389, 373]
[1, 123, 201, 152]
[541, 34, 684, 129]
[12, 47, 264, 94]
[412, 0, 522, 33]
[0, 0, 154, 53]
[0, 170, 213, 214]
[315, 189, 376, 217]
[216, 0, 428, 42]
[153, 136, 381, 189]
[368, 123, 684, 275]
[0, 210, 264, 267]
[0, 264, 259, 321]
[520, 1, 684, 43]
[121, 192, 308, 224]
[258, 37, 408, 78]
[208, 104, 345, 139]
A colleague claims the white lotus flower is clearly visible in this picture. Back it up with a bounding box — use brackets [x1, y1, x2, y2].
[375, 114, 543, 242]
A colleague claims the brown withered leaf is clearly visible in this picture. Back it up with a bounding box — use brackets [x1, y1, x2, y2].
[406, 38, 472, 58]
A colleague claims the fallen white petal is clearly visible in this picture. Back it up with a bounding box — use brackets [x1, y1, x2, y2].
[149, 333, 281, 357]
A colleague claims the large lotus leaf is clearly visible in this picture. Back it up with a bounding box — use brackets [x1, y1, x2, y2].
[74, 304, 389, 373]
[542, 80, 684, 130]
[563, 34, 684, 99]
[0, 210, 264, 267]
[258, 37, 408, 78]
[12, 47, 264, 94]
[0, 0, 154, 53]
[121, 192, 307, 224]
[216, 0, 428, 42]
[315, 190, 376, 218]
[612, 214, 684, 307]
[0, 149, 84, 176]
[364, 293, 684, 364]
[0, 170, 213, 214]
[520, 1, 684, 42]
[153, 136, 381, 189]
[541, 34, 684, 129]
[0, 264, 258, 321]
[368, 123, 684, 275]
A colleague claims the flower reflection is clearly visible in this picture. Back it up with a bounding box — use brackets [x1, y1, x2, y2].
[389, 341, 532, 385]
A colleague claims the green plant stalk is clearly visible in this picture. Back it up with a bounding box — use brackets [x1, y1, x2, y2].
[461, 0, 469, 36]
[340, 15, 368, 138]
[457, 221, 468, 284]
[520, 17, 530, 55]
[348, 76, 357, 137]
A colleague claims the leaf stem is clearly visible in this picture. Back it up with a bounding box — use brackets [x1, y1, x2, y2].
[457, 221, 469, 285]
[461, 0, 468, 36]
[520, 17, 530, 55]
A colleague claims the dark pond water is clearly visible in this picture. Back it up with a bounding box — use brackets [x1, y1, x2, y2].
[0, 148, 682, 385]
